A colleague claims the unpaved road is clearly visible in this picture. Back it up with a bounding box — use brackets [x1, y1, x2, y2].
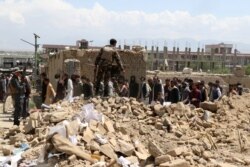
[0, 96, 14, 130]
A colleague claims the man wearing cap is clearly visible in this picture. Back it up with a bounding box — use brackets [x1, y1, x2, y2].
[94, 38, 124, 95]
[9, 71, 25, 125]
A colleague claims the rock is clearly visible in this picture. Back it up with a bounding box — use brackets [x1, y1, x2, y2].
[216, 163, 238, 167]
[155, 155, 172, 165]
[159, 159, 190, 167]
[126, 156, 139, 164]
[166, 146, 188, 157]
[117, 139, 135, 156]
[68, 155, 77, 163]
[175, 102, 186, 112]
[174, 131, 183, 138]
[2, 145, 12, 156]
[24, 119, 39, 133]
[155, 122, 163, 130]
[50, 111, 69, 123]
[232, 157, 245, 164]
[100, 144, 117, 160]
[83, 127, 94, 144]
[202, 151, 212, 160]
[9, 133, 26, 145]
[148, 141, 164, 157]
[139, 125, 149, 135]
[200, 102, 218, 113]
[154, 104, 165, 116]
[89, 140, 100, 151]
[104, 120, 115, 133]
[30, 137, 39, 147]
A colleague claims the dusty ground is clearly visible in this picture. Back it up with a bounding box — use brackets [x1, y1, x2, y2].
[0, 96, 15, 135]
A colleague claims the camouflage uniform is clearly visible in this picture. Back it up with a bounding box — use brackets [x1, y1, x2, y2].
[95, 45, 124, 95]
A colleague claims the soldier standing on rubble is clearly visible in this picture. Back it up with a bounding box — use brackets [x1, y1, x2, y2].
[94, 39, 124, 95]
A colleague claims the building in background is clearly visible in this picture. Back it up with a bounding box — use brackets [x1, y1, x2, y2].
[0, 51, 33, 69]
[147, 43, 250, 72]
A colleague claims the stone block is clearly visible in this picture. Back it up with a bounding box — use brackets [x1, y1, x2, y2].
[117, 139, 135, 156]
[148, 141, 164, 157]
[166, 146, 188, 157]
[100, 144, 117, 160]
[104, 120, 115, 133]
[159, 159, 190, 167]
[155, 155, 172, 165]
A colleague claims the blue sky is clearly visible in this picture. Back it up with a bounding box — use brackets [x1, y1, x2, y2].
[1, 0, 250, 51]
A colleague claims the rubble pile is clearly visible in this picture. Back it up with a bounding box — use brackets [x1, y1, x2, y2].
[1, 94, 250, 167]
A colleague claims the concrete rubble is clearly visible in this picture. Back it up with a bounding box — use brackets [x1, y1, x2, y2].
[1, 94, 250, 166]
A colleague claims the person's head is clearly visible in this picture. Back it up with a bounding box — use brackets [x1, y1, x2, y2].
[182, 82, 188, 88]
[40, 72, 46, 79]
[13, 71, 21, 77]
[165, 79, 170, 86]
[54, 74, 60, 79]
[215, 80, 220, 86]
[148, 78, 153, 85]
[110, 38, 117, 47]
[74, 75, 80, 82]
[44, 77, 50, 84]
[171, 80, 177, 87]
[192, 82, 198, 90]
[140, 76, 146, 82]
[130, 75, 136, 82]
[63, 73, 69, 80]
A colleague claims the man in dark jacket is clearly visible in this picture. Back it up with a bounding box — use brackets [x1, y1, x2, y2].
[169, 80, 180, 103]
[10, 71, 25, 125]
[129, 75, 139, 98]
[40, 72, 47, 103]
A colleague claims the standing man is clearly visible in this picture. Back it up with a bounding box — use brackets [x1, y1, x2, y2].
[94, 38, 124, 96]
[10, 71, 24, 126]
[40, 72, 47, 103]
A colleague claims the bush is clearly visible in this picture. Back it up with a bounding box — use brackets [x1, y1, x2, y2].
[245, 65, 250, 75]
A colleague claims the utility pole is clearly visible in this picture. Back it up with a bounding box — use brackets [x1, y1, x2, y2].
[34, 33, 40, 76]
[21, 33, 40, 76]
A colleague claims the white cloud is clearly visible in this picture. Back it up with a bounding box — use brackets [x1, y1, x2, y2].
[0, 0, 250, 50]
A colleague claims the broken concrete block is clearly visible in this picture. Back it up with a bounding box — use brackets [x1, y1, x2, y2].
[2, 145, 12, 156]
[104, 120, 115, 133]
[126, 156, 139, 164]
[100, 144, 117, 160]
[148, 141, 164, 157]
[9, 133, 26, 145]
[217, 163, 238, 167]
[154, 104, 165, 116]
[29, 137, 39, 147]
[68, 154, 77, 163]
[50, 111, 69, 123]
[166, 146, 188, 157]
[200, 102, 218, 113]
[155, 122, 163, 130]
[155, 155, 172, 165]
[52, 134, 97, 164]
[117, 139, 135, 156]
[24, 119, 39, 134]
[83, 127, 94, 144]
[90, 140, 100, 151]
[159, 159, 190, 167]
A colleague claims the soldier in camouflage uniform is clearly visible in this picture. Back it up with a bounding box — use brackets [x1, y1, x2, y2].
[94, 39, 124, 96]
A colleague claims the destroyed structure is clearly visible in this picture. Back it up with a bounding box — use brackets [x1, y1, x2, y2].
[45, 48, 147, 88]
[1, 94, 250, 166]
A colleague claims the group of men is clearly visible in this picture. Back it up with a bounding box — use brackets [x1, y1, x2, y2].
[1, 71, 31, 125]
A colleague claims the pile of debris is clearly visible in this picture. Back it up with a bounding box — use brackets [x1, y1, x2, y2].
[1, 94, 250, 167]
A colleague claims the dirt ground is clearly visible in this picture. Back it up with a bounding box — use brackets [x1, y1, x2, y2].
[0, 96, 15, 134]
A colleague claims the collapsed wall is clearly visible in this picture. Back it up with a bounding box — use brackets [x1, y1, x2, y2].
[47, 49, 147, 88]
